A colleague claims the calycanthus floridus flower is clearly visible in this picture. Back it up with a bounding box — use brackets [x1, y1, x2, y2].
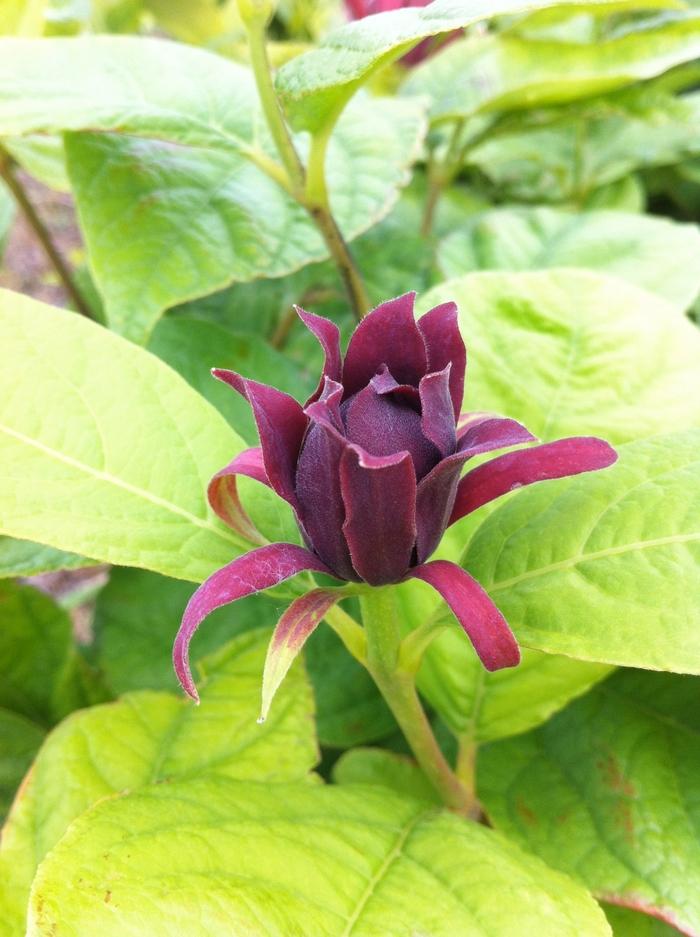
[174, 294, 617, 717]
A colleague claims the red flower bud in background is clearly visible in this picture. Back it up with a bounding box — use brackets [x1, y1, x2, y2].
[174, 294, 617, 711]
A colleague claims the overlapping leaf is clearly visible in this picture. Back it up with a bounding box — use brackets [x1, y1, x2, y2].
[480, 670, 700, 936]
[0, 36, 425, 340]
[419, 270, 700, 444]
[463, 430, 700, 672]
[402, 14, 700, 123]
[467, 88, 700, 203]
[0, 290, 274, 581]
[0, 538, 88, 578]
[0, 628, 317, 937]
[275, 0, 678, 133]
[27, 778, 611, 936]
[436, 208, 700, 311]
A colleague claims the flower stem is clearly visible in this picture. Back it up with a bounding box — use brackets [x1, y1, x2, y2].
[243, 19, 369, 321]
[244, 17, 305, 195]
[0, 149, 95, 321]
[359, 588, 474, 814]
[304, 130, 369, 321]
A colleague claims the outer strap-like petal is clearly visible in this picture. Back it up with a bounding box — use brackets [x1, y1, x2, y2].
[449, 436, 618, 526]
[417, 302, 466, 420]
[260, 588, 340, 722]
[207, 447, 269, 544]
[173, 543, 334, 702]
[342, 293, 427, 398]
[340, 446, 417, 585]
[212, 370, 307, 510]
[408, 560, 520, 671]
[419, 365, 456, 457]
[296, 307, 342, 405]
[414, 416, 537, 562]
[457, 413, 537, 456]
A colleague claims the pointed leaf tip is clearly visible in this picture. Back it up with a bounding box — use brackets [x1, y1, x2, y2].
[260, 589, 340, 721]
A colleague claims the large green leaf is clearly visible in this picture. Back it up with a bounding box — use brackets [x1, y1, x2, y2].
[480, 670, 700, 936]
[402, 14, 700, 124]
[435, 208, 700, 311]
[0, 289, 270, 581]
[0, 628, 317, 937]
[467, 88, 700, 204]
[0, 537, 89, 578]
[0, 36, 425, 340]
[275, 0, 677, 133]
[419, 629, 613, 740]
[414, 271, 700, 735]
[419, 270, 700, 444]
[0, 580, 98, 726]
[464, 430, 700, 672]
[27, 778, 611, 936]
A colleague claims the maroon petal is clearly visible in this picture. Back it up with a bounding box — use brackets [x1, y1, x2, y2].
[408, 560, 520, 671]
[419, 366, 456, 457]
[260, 588, 340, 722]
[213, 370, 307, 511]
[296, 306, 342, 405]
[342, 293, 427, 397]
[207, 447, 269, 544]
[340, 446, 417, 585]
[449, 437, 618, 526]
[458, 413, 537, 457]
[417, 302, 466, 420]
[173, 543, 334, 701]
[297, 382, 357, 581]
[370, 365, 420, 408]
[415, 455, 465, 563]
[343, 381, 440, 481]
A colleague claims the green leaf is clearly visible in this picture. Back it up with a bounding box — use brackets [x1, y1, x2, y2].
[64, 93, 424, 341]
[402, 13, 700, 124]
[275, 0, 678, 134]
[0, 36, 425, 339]
[419, 628, 613, 740]
[27, 778, 611, 936]
[414, 269, 700, 734]
[464, 430, 700, 672]
[0, 580, 96, 725]
[0, 709, 44, 819]
[435, 208, 700, 311]
[0, 289, 275, 581]
[479, 670, 700, 936]
[148, 316, 314, 445]
[333, 747, 441, 804]
[0, 537, 89, 578]
[604, 904, 683, 936]
[0, 628, 317, 937]
[466, 88, 700, 204]
[419, 270, 700, 444]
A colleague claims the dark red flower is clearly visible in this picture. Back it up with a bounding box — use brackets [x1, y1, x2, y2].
[174, 294, 617, 700]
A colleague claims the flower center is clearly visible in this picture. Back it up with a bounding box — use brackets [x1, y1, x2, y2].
[342, 386, 440, 480]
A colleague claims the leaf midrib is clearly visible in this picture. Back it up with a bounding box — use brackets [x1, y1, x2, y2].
[488, 531, 700, 594]
[0, 421, 240, 548]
